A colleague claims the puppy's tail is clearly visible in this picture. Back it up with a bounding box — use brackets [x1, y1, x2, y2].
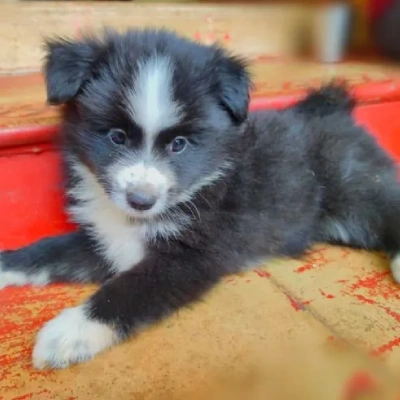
[293, 83, 355, 117]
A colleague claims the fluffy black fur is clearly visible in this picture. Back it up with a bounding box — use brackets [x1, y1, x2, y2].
[1, 29, 400, 369]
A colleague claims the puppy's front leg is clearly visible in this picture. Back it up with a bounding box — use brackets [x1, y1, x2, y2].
[33, 249, 225, 369]
[0, 231, 111, 289]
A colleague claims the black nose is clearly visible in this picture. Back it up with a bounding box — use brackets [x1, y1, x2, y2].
[126, 191, 157, 211]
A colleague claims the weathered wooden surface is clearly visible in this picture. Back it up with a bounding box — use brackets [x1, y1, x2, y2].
[0, 2, 313, 73]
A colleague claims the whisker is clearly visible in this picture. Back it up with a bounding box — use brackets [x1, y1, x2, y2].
[181, 202, 197, 222]
[198, 192, 212, 209]
[187, 200, 201, 222]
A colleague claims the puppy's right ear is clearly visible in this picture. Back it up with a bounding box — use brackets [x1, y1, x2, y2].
[44, 37, 102, 105]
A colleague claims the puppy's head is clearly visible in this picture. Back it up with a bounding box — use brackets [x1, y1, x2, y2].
[45, 29, 250, 219]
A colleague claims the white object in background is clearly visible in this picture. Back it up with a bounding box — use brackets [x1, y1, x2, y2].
[312, 2, 352, 64]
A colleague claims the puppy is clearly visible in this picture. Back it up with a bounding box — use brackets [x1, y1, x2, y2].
[1, 29, 400, 369]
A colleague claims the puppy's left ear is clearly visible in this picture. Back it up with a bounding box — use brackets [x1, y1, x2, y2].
[215, 54, 251, 124]
[44, 36, 102, 105]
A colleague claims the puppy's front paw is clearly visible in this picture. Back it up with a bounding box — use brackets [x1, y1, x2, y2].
[33, 305, 118, 369]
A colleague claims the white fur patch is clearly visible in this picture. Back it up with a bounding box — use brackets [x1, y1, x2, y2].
[0, 254, 49, 289]
[69, 161, 186, 273]
[109, 160, 175, 218]
[115, 162, 168, 192]
[390, 253, 400, 284]
[127, 56, 182, 139]
[33, 305, 118, 369]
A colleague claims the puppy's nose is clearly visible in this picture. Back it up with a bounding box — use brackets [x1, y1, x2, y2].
[126, 191, 157, 211]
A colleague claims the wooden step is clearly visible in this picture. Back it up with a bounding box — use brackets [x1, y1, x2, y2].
[0, 2, 312, 73]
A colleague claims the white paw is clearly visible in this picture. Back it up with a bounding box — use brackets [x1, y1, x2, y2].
[33, 305, 118, 369]
[0, 270, 49, 289]
[0, 253, 49, 289]
[390, 253, 400, 284]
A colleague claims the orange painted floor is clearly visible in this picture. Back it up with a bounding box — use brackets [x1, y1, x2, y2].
[2, 59, 400, 399]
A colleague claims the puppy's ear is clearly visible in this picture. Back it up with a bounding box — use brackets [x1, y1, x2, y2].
[215, 53, 251, 124]
[44, 37, 102, 105]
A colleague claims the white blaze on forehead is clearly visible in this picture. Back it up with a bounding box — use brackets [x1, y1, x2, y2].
[115, 162, 170, 193]
[128, 56, 182, 137]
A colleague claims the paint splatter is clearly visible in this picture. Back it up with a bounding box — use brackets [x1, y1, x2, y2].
[286, 295, 304, 311]
[295, 263, 313, 274]
[319, 289, 335, 299]
[371, 336, 400, 356]
[342, 371, 379, 400]
[253, 269, 271, 278]
[351, 271, 390, 290]
[286, 295, 311, 311]
[350, 294, 375, 305]
[349, 271, 400, 300]
[12, 394, 34, 400]
[381, 306, 400, 324]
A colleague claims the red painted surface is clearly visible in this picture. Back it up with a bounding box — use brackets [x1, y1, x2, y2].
[354, 102, 400, 161]
[0, 125, 58, 149]
[0, 145, 75, 250]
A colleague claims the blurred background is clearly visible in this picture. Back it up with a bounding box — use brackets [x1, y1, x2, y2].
[0, 0, 398, 72]
[2, 0, 400, 102]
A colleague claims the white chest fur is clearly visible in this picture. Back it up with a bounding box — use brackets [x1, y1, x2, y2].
[68, 162, 186, 273]
[69, 185, 147, 273]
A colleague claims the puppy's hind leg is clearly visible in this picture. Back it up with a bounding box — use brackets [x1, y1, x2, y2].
[389, 253, 400, 283]
[381, 202, 400, 283]
[332, 185, 400, 284]
[314, 168, 400, 285]
[363, 172, 400, 283]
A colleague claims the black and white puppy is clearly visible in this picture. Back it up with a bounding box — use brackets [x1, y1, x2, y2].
[1, 29, 400, 369]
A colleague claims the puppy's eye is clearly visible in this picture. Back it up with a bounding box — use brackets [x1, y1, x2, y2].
[169, 137, 187, 154]
[108, 129, 127, 145]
